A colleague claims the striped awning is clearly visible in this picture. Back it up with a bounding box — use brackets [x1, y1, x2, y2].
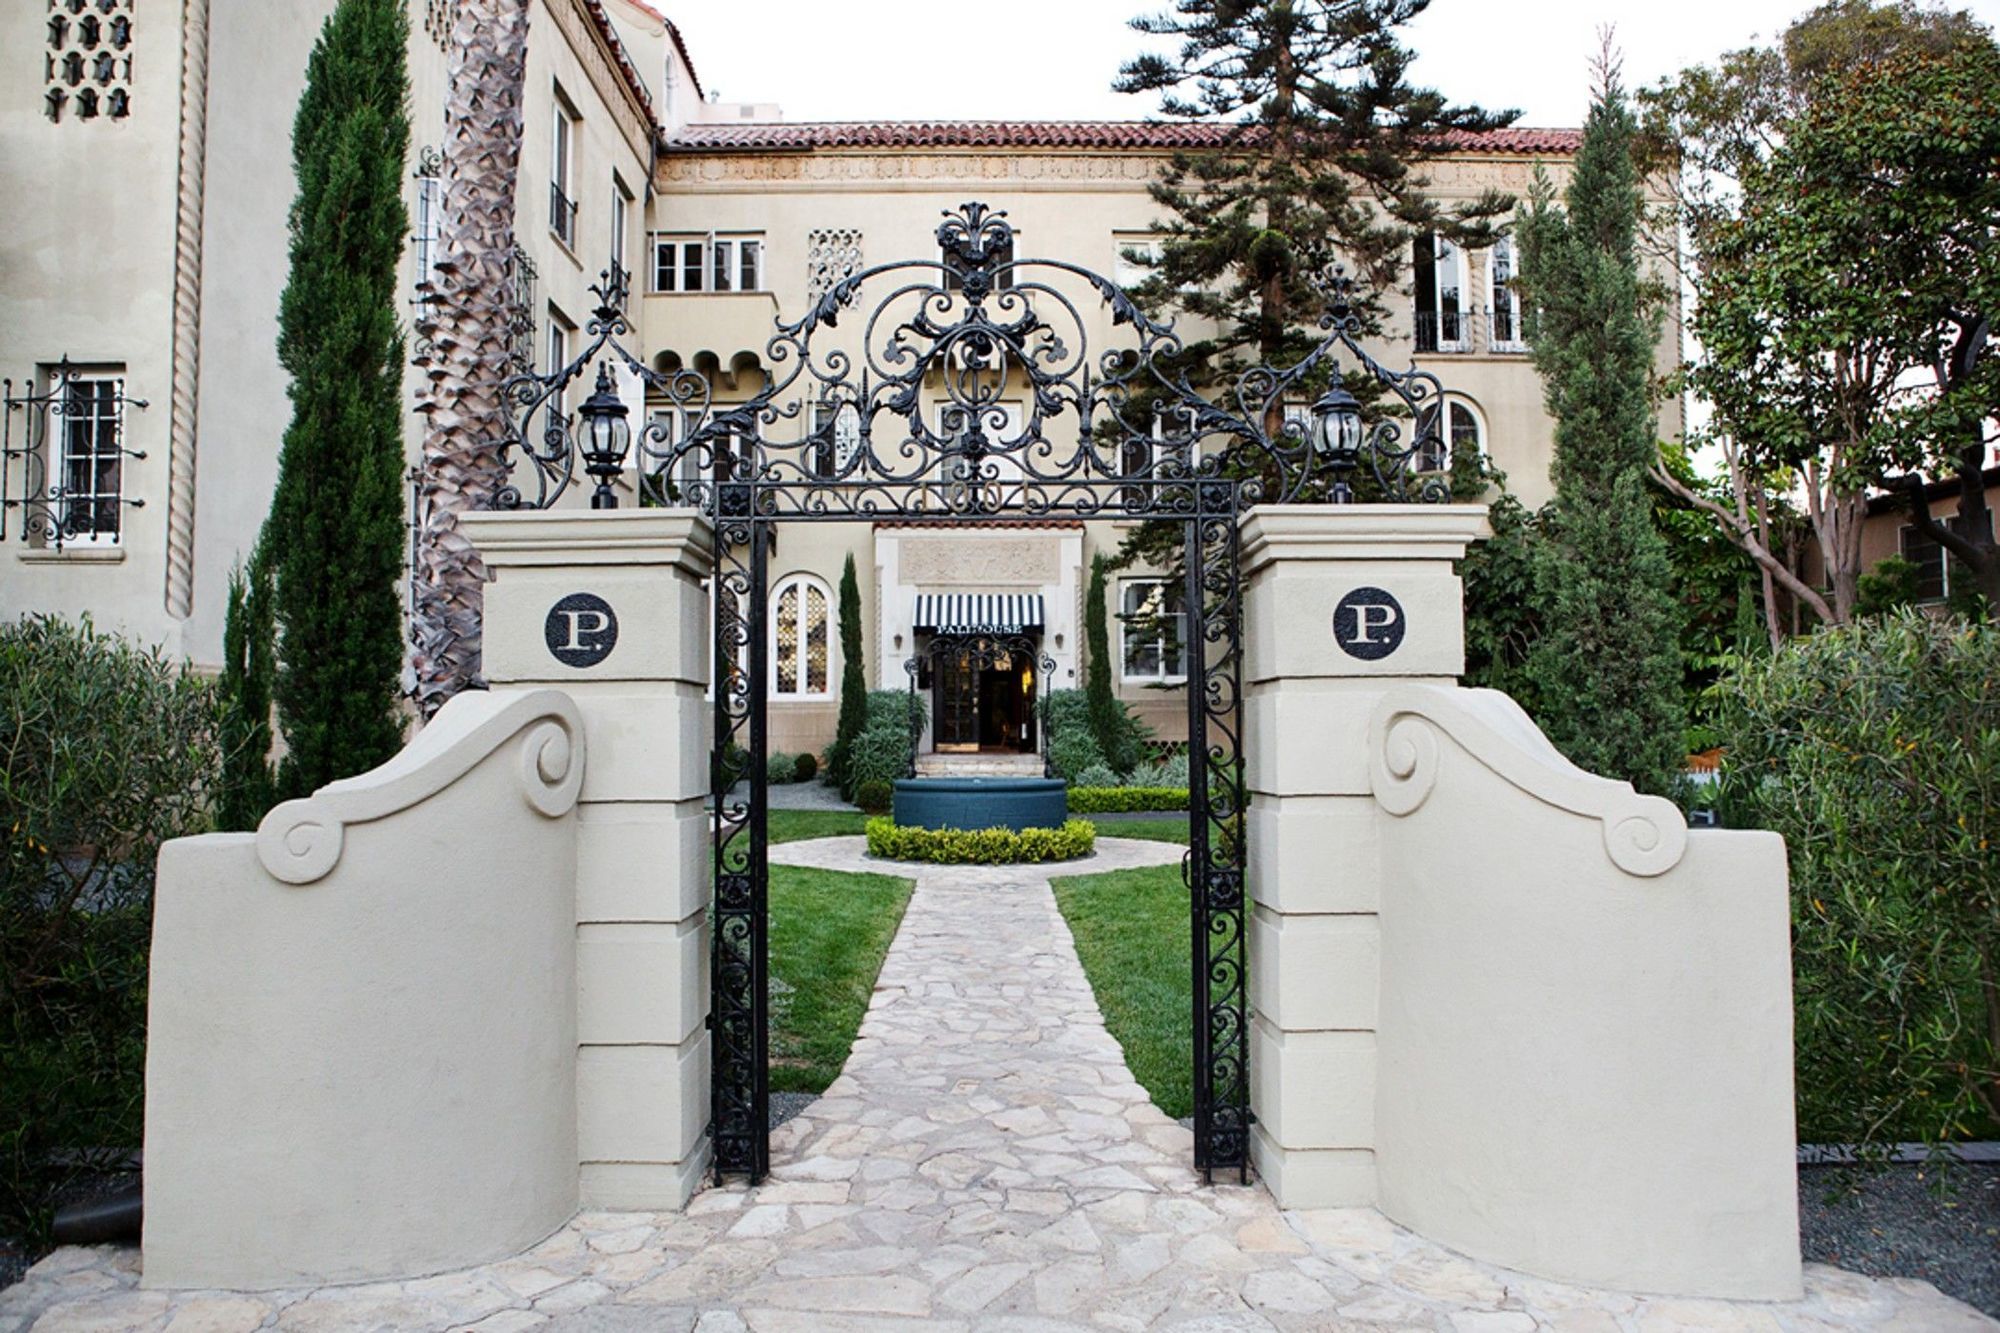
[913, 594, 1045, 636]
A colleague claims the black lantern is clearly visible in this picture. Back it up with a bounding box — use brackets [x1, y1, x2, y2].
[1309, 382, 1365, 503]
[577, 362, 631, 509]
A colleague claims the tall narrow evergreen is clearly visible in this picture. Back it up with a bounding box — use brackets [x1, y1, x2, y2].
[216, 544, 277, 832]
[1516, 64, 1686, 795]
[1084, 554, 1121, 769]
[262, 0, 412, 797]
[828, 553, 868, 787]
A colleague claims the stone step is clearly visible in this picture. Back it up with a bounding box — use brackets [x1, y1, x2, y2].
[913, 752, 1045, 777]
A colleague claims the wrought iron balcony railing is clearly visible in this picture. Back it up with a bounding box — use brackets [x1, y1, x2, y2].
[549, 182, 577, 248]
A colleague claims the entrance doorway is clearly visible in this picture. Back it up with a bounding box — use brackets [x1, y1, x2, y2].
[931, 640, 1037, 752]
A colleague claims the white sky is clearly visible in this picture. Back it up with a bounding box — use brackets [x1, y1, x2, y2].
[669, 0, 2000, 127]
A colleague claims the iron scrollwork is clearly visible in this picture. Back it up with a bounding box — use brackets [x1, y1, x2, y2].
[491, 201, 1462, 1187]
[2, 359, 147, 551]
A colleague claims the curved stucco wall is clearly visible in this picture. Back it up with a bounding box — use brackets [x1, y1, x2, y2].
[1368, 686, 1801, 1300]
[143, 689, 586, 1290]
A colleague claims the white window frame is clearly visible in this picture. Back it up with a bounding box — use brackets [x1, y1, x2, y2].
[609, 176, 630, 284]
[1118, 577, 1187, 685]
[769, 572, 833, 700]
[1487, 235, 1525, 352]
[809, 400, 861, 479]
[1415, 232, 1468, 353]
[1113, 234, 1160, 291]
[52, 371, 127, 546]
[650, 231, 766, 294]
[1422, 395, 1484, 474]
[549, 89, 577, 248]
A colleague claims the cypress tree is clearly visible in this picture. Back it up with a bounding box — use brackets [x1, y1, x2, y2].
[216, 544, 277, 832]
[1084, 554, 1122, 770]
[262, 0, 413, 798]
[1516, 63, 1686, 796]
[828, 553, 867, 787]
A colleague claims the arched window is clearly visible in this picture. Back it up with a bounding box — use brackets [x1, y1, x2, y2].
[770, 574, 831, 699]
[1419, 396, 1485, 474]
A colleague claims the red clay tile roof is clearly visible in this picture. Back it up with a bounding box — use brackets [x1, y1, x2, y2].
[578, 0, 660, 126]
[663, 121, 1582, 155]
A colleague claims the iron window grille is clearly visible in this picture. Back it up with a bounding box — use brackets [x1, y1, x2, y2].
[2, 360, 146, 550]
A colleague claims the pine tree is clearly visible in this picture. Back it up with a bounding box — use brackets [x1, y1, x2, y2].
[1516, 61, 1686, 796]
[217, 544, 277, 832]
[1113, 0, 1516, 581]
[828, 553, 868, 787]
[262, 0, 412, 798]
[1117, 1, 1516, 372]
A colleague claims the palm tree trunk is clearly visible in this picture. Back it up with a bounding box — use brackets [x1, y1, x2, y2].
[409, 0, 532, 718]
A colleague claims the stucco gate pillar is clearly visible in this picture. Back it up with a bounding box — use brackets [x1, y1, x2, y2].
[1241, 504, 1489, 1207]
[1241, 503, 1802, 1300]
[465, 508, 714, 1209]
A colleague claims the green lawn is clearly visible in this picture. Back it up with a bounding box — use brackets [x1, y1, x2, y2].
[759, 804, 1193, 1098]
[1050, 862, 1193, 1118]
[768, 863, 911, 1092]
[1088, 815, 1192, 845]
[767, 808, 867, 844]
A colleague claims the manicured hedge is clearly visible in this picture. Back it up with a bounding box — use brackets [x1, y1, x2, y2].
[865, 817, 1097, 864]
[1065, 786, 1190, 814]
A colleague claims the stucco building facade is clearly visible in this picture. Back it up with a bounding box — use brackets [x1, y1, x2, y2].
[0, 0, 1683, 759]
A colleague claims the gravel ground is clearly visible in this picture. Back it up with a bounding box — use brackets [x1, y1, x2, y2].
[1800, 1162, 2000, 1317]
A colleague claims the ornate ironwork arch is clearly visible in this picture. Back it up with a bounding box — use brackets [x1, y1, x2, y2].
[491, 201, 1459, 1189]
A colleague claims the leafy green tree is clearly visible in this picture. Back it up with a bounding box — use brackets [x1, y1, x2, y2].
[1643, 2, 1999, 624]
[217, 545, 277, 831]
[1516, 65, 1686, 795]
[261, 0, 413, 798]
[828, 553, 868, 788]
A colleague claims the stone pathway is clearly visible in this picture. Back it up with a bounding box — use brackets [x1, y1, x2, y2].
[3, 837, 1993, 1332]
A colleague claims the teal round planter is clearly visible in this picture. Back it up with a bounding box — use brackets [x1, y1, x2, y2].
[891, 777, 1068, 832]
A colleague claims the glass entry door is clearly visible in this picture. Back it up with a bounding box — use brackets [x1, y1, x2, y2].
[934, 652, 981, 751]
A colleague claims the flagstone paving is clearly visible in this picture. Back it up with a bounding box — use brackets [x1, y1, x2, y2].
[3, 836, 1992, 1332]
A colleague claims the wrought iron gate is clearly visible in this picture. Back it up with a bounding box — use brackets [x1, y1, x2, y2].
[490, 201, 1456, 1188]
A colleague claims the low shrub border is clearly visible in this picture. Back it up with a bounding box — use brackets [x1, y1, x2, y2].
[865, 817, 1097, 864]
[1066, 786, 1189, 814]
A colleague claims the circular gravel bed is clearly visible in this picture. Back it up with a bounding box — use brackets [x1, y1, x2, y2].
[1800, 1162, 2000, 1317]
